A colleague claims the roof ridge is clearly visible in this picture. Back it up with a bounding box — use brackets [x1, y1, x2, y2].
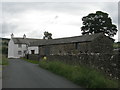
[53, 33, 102, 40]
[12, 37, 42, 40]
[30, 33, 104, 46]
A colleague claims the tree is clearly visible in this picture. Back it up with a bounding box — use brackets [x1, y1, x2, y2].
[2, 47, 8, 55]
[81, 11, 118, 37]
[43, 31, 52, 39]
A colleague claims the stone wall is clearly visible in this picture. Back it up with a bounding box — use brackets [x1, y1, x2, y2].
[26, 53, 119, 80]
[25, 54, 40, 61]
[46, 53, 119, 80]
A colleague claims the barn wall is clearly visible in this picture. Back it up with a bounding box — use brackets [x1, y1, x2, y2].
[50, 44, 75, 55]
[38, 37, 113, 56]
[39, 42, 93, 56]
[77, 42, 91, 53]
[39, 44, 75, 56]
[90, 35, 114, 53]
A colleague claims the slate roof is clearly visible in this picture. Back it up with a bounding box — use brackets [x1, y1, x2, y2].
[30, 33, 105, 46]
[12, 38, 41, 45]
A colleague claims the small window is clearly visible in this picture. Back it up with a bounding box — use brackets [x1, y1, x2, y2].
[18, 51, 22, 55]
[24, 50, 26, 54]
[31, 50, 35, 54]
[75, 43, 78, 49]
[18, 44, 22, 48]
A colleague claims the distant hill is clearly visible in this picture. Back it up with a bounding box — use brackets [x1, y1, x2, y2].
[0, 37, 10, 40]
[0, 38, 10, 44]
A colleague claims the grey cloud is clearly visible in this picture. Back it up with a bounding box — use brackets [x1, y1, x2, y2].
[101, 2, 118, 25]
[2, 22, 17, 36]
[2, 2, 105, 15]
[2, 2, 118, 20]
[118, 2, 120, 41]
[1, 2, 119, 40]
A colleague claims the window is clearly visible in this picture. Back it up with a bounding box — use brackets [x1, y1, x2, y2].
[18, 44, 22, 48]
[24, 50, 26, 54]
[31, 50, 35, 54]
[18, 51, 22, 55]
[75, 43, 78, 49]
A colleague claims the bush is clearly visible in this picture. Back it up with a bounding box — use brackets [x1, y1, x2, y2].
[39, 60, 119, 88]
[0, 54, 8, 65]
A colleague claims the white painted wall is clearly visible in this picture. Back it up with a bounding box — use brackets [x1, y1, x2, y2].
[8, 39, 28, 58]
[8, 39, 15, 58]
[8, 38, 39, 58]
[13, 44, 19, 58]
[28, 46, 39, 54]
[16, 44, 27, 58]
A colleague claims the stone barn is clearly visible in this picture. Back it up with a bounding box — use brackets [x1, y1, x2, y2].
[30, 33, 119, 80]
[31, 33, 114, 56]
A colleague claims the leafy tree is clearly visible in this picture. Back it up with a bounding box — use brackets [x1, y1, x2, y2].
[43, 31, 52, 39]
[81, 11, 118, 37]
[2, 47, 8, 55]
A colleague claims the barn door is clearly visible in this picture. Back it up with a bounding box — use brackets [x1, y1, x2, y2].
[45, 46, 50, 56]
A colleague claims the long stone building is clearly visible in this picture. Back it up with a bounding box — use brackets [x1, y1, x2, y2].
[31, 33, 114, 57]
[8, 33, 114, 58]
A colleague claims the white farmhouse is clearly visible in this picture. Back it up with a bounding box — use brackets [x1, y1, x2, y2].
[8, 34, 39, 58]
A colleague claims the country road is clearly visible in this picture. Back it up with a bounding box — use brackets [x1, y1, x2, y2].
[2, 59, 83, 88]
[0, 65, 2, 89]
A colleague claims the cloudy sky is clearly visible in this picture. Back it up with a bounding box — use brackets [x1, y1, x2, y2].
[0, 0, 119, 41]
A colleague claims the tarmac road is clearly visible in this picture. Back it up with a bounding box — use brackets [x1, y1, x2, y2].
[0, 65, 2, 89]
[2, 59, 83, 88]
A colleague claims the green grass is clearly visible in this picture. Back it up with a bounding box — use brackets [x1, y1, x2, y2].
[0, 54, 8, 65]
[21, 58, 39, 64]
[113, 43, 120, 49]
[39, 60, 119, 88]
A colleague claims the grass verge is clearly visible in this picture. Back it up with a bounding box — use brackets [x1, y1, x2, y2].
[21, 58, 39, 64]
[39, 60, 119, 88]
[0, 54, 8, 65]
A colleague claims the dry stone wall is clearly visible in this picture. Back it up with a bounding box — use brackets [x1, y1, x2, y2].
[46, 53, 119, 80]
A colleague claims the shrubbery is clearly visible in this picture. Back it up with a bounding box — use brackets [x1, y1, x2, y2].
[0, 54, 8, 65]
[39, 60, 119, 88]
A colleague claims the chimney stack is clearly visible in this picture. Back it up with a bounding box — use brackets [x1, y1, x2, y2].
[11, 33, 14, 38]
[23, 34, 26, 39]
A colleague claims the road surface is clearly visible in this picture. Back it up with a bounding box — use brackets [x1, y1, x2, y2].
[3, 59, 82, 88]
[0, 65, 2, 89]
